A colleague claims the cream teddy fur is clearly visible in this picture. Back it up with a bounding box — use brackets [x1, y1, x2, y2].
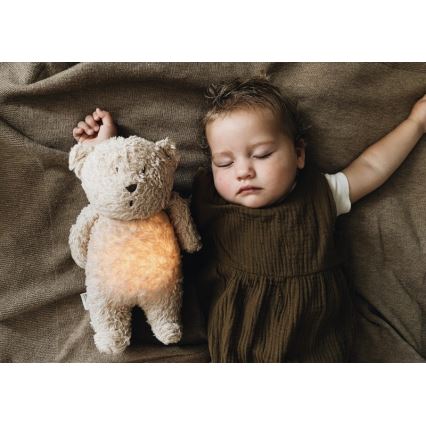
[69, 135, 201, 354]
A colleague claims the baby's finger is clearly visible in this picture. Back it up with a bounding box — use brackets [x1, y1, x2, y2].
[73, 127, 83, 140]
[85, 115, 99, 131]
[93, 109, 101, 121]
[77, 121, 94, 135]
[95, 108, 114, 126]
[73, 127, 83, 136]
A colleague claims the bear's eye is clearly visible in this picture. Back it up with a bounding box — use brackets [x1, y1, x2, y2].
[115, 167, 119, 173]
[140, 166, 146, 174]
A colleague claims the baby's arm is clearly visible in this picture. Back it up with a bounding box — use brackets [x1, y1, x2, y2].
[343, 94, 426, 204]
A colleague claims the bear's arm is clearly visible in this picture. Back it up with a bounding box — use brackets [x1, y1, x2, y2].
[69, 204, 99, 268]
[166, 192, 202, 253]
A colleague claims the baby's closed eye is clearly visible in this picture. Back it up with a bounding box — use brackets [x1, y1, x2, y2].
[214, 160, 233, 168]
[212, 154, 234, 168]
[253, 151, 274, 159]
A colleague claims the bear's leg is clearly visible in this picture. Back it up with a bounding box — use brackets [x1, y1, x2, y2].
[86, 287, 132, 354]
[139, 282, 183, 345]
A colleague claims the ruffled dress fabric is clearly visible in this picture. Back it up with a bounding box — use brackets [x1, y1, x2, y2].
[191, 166, 353, 362]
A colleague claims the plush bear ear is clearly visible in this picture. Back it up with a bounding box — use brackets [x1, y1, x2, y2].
[156, 137, 180, 164]
[69, 142, 95, 179]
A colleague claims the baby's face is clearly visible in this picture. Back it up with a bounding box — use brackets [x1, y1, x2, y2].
[206, 106, 305, 208]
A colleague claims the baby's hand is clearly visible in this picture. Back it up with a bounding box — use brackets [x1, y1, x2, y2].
[72, 108, 118, 144]
[408, 94, 426, 134]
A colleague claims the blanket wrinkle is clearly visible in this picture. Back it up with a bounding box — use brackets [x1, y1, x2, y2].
[54, 309, 91, 362]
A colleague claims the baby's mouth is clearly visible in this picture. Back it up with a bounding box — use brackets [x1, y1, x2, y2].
[129, 200, 134, 207]
[237, 186, 262, 195]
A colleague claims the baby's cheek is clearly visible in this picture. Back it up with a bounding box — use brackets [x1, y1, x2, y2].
[213, 170, 233, 200]
[274, 165, 297, 192]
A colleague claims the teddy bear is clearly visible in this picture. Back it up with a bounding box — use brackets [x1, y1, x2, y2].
[68, 135, 202, 354]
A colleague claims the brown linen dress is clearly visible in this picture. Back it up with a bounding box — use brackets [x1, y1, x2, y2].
[190, 165, 354, 362]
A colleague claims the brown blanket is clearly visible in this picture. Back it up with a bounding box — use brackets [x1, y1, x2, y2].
[0, 62, 425, 362]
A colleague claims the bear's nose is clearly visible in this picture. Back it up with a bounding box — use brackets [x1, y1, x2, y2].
[126, 184, 138, 193]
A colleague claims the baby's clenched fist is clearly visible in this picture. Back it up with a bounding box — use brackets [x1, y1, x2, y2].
[72, 108, 117, 144]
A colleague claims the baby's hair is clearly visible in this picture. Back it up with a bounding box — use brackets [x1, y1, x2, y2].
[200, 75, 309, 157]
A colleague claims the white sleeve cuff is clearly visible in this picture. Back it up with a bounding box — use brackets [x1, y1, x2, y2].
[323, 172, 351, 216]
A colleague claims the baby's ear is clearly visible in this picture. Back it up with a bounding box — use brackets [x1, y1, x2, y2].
[69, 142, 95, 179]
[156, 137, 180, 165]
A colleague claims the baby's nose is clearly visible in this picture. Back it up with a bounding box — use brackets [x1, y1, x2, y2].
[126, 184, 138, 193]
[236, 162, 255, 180]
